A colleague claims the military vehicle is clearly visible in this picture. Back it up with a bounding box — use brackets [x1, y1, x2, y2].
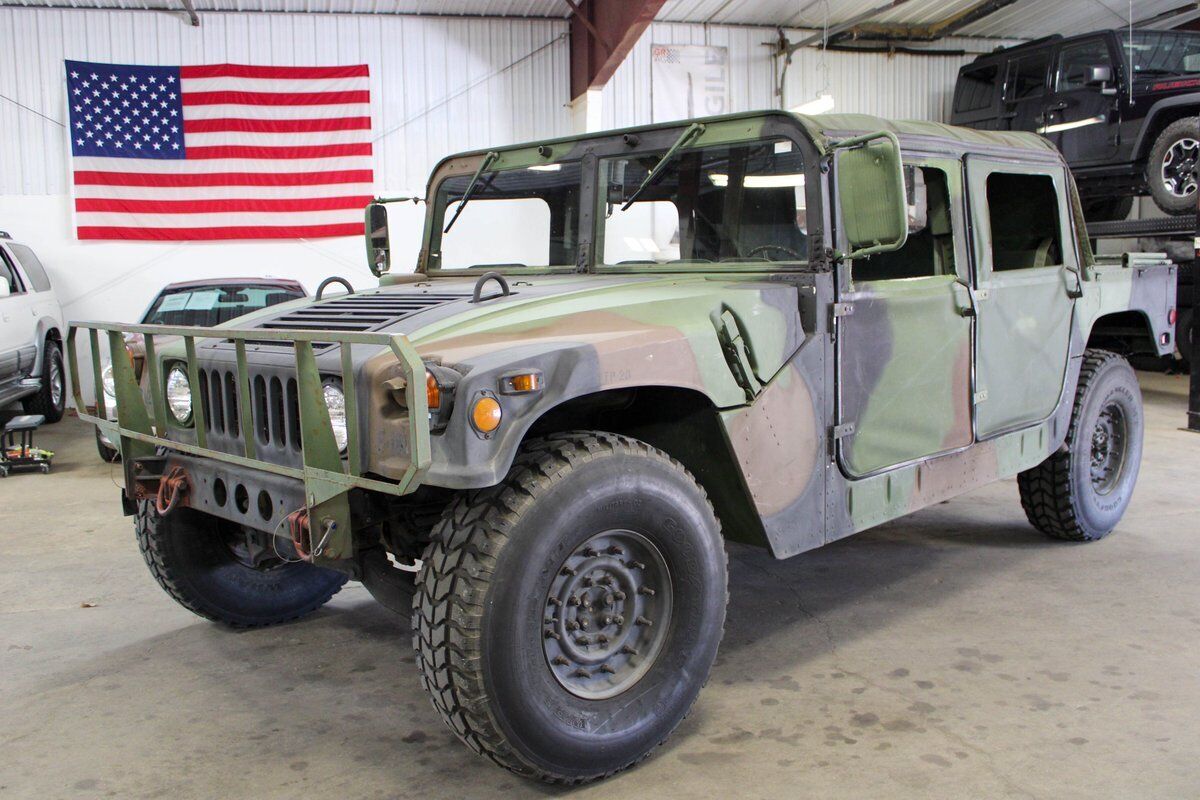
[72, 111, 1177, 783]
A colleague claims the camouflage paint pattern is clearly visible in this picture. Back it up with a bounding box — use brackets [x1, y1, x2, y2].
[107, 109, 1176, 564]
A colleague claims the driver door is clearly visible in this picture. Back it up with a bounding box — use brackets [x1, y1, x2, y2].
[836, 157, 974, 477]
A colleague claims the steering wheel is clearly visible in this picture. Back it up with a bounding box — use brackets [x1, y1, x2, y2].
[747, 244, 803, 261]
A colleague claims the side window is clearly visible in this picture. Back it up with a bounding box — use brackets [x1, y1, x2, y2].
[852, 165, 956, 283]
[954, 64, 999, 113]
[7, 244, 50, 292]
[1057, 38, 1112, 92]
[0, 251, 23, 296]
[985, 173, 1063, 270]
[1004, 53, 1049, 101]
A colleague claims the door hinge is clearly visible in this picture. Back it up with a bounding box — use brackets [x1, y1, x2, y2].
[974, 389, 988, 403]
[829, 422, 855, 458]
[830, 302, 853, 331]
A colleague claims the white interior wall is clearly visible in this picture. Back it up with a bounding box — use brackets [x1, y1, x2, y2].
[0, 8, 570, 333]
[598, 22, 1020, 129]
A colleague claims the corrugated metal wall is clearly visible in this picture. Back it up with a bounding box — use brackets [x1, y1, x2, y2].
[0, 8, 571, 195]
[600, 21, 1019, 129]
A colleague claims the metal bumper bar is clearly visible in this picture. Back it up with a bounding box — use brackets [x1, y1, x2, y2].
[66, 321, 431, 563]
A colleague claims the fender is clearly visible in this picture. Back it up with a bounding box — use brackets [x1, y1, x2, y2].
[1129, 93, 1200, 161]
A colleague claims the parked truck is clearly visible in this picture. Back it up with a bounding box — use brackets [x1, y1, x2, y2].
[74, 111, 1177, 783]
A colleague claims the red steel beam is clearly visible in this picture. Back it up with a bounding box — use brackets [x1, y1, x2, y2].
[567, 0, 666, 99]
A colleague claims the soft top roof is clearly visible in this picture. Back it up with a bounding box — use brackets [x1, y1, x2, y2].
[793, 113, 1057, 156]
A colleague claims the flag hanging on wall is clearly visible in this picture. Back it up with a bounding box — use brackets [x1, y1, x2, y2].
[65, 60, 374, 241]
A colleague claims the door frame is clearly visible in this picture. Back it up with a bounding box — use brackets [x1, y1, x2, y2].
[833, 152, 978, 479]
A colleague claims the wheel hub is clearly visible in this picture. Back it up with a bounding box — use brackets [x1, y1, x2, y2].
[543, 529, 672, 700]
[1090, 403, 1127, 495]
[49, 356, 63, 408]
[1161, 137, 1199, 198]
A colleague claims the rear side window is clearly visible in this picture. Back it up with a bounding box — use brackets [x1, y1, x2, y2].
[1005, 53, 1049, 101]
[985, 173, 1063, 270]
[7, 244, 51, 292]
[954, 63, 999, 112]
[1057, 38, 1112, 92]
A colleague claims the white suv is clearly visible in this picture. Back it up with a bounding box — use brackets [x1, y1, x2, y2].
[0, 234, 66, 423]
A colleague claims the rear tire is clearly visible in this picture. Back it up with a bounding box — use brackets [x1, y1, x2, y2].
[1018, 350, 1143, 541]
[22, 340, 65, 423]
[413, 432, 727, 783]
[1081, 195, 1133, 223]
[1146, 117, 1199, 216]
[135, 501, 347, 627]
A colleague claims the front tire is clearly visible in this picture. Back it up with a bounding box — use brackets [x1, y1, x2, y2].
[1018, 350, 1144, 541]
[95, 428, 120, 463]
[1147, 117, 1199, 215]
[22, 340, 65, 423]
[413, 432, 727, 783]
[135, 501, 348, 627]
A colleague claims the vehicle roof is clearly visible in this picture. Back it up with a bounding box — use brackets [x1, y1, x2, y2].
[157, 277, 306, 293]
[436, 108, 1058, 167]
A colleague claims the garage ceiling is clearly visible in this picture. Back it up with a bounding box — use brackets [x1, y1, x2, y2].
[1, 0, 1197, 39]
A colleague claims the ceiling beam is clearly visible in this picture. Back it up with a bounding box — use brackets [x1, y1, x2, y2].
[786, 0, 913, 54]
[180, 0, 199, 26]
[828, 0, 1018, 44]
[566, 0, 665, 100]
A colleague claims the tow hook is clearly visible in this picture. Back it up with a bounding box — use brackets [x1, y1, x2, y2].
[154, 465, 190, 516]
[286, 510, 337, 561]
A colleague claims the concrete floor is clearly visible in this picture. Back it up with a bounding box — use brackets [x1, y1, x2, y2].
[1, 372, 1197, 800]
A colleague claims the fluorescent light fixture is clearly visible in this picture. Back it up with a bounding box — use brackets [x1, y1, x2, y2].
[528, 164, 562, 172]
[791, 93, 835, 115]
[708, 173, 806, 188]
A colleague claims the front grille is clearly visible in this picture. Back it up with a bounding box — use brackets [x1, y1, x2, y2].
[199, 368, 301, 454]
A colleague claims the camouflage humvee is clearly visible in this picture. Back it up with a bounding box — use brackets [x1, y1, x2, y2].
[73, 111, 1177, 783]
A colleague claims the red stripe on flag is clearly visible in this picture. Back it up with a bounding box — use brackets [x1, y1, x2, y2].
[77, 223, 365, 241]
[182, 90, 370, 107]
[180, 64, 369, 80]
[185, 143, 372, 160]
[74, 169, 373, 187]
[76, 196, 373, 213]
[183, 116, 371, 133]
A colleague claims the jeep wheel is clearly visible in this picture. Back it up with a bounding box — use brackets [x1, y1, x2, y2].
[135, 501, 348, 627]
[413, 432, 727, 783]
[22, 340, 65, 423]
[1147, 117, 1199, 215]
[1018, 350, 1144, 541]
[1080, 195, 1133, 223]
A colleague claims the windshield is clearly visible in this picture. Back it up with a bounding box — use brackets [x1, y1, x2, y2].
[143, 286, 303, 326]
[431, 161, 582, 271]
[1120, 30, 1200, 77]
[598, 137, 809, 266]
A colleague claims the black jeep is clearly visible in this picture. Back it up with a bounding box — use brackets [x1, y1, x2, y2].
[951, 28, 1199, 219]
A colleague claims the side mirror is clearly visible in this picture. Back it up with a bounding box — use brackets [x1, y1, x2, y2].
[1085, 65, 1112, 85]
[365, 202, 391, 277]
[832, 130, 908, 259]
[0, 279, 9, 298]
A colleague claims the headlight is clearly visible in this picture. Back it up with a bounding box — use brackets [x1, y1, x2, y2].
[323, 380, 348, 453]
[101, 364, 116, 398]
[166, 366, 192, 424]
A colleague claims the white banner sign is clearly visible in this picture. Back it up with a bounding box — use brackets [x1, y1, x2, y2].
[651, 44, 729, 122]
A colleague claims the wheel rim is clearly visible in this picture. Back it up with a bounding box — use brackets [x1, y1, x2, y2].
[49, 354, 63, 408]
[1161, 137, 1198, 198]
[1090, 402, 1128, 496]
[542, 529, 672, 700]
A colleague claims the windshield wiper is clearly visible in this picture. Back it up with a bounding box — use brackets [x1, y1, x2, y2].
[620, 122, 706, 211]
[443, 150, 499, 233]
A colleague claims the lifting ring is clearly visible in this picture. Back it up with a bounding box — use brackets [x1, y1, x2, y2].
[316, 276, 354, 301]
[470, 271, 510, 304]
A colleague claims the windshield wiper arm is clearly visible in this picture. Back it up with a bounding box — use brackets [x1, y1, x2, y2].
[443, 150, 499, 233]
[620, 122, 706, 211]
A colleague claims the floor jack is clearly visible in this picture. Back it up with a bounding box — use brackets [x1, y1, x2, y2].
[0, 414, 53, 477]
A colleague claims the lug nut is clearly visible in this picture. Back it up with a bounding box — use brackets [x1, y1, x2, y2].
[552, 655, 569, 666]
[596, 634, 609, 644]
[613, 590, 626, 601]
[579, 618, 589, 629]
[627, 560, 645, 570]
[548, 597, 562, 607]
[582, 546, 598, 557]
[560, 565, 577, 576]
[545, 630, 561, 641]
[620, 644, 638, 655]
[607, 545, 624, 556]
[600, 664, 617, 674]
[638, 586, 656, 597]
[567, 620, 580, 631]
[636, 616, 652, 627]
[572, 668, 591, 678]
[613, 615, 624, 626]
[567, 594, 580, 606]
[582, 576, 594, 587]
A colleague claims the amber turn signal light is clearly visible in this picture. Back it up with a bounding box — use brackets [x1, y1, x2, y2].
[471, 396, 503, 433]
[499, 370, 544, 395]
[426, 371, 441, 410]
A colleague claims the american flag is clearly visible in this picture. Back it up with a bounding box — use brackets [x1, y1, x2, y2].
[65, 60, 374, 241]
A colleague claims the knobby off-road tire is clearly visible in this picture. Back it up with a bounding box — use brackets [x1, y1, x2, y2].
[22, 340, 65, 422]
[135, 501, 347, 627]
[1018, 350, 1144, 542]
[1147, 116, 1199, 216]
[413, 432, 728, 784]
